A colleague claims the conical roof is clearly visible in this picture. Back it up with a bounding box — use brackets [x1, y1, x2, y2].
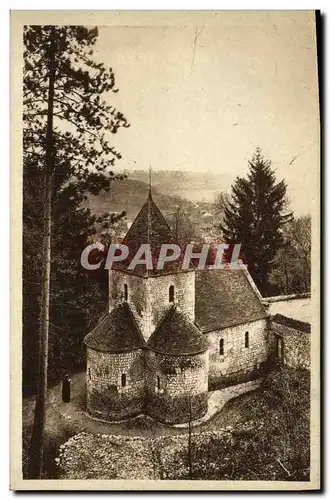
[113, 192, 192, 276]
[83, 302, 145, 352]
[147, 306, 209, 355]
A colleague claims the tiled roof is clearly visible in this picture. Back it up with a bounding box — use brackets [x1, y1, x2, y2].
[195, 268, 268, 332]
[113, 192, 193, 276]
[271, 314, 311, 334]
[83, 302, 145, 352]
[147, 306, 209, 355]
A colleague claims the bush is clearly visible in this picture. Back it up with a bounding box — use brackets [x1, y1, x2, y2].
[88, 389, 143, 420]
[145, 391, 208, 424]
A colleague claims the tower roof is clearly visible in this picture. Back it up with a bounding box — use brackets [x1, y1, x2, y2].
[147, 306, 209, 355]
[83, 302, 145, 352]
[113, 193, 191, 276]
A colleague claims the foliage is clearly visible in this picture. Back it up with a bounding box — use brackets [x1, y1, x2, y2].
[219, 147, 292, 294]
[57, 367, 310, 481]
[166, 201, 200, 246]
[158, 355, 204, 373]
[57, 433, 156, 479]
[88, 389, 143, 420]
[208, 366, 262, 391]
[183, 367, 310, 480]
[23, 26, 129, 394]
[213, 191, 231, 224]
[145, 391, 208, 424]
[269, 215, 311, 294]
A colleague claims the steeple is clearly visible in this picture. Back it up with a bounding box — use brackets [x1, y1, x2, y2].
[113, 192, 182, 276]
[109, 187, 196, 338]
[148, 162, 152, 199]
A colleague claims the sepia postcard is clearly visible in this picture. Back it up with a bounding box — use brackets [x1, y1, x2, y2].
[11, 10, 320, 490]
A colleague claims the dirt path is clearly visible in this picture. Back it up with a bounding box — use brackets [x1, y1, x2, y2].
[23, 371, 260, 478]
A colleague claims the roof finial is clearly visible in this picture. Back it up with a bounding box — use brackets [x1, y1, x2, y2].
[148, 162, 152, 199]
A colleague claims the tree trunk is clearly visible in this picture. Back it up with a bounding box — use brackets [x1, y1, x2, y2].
[27, 27, 56, 479]
[284, 261, 289, 294]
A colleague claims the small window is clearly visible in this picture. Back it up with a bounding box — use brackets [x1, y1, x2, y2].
[121, 373, 126, 387]
[157, 376, 161, 390]
[124, 284, 128, 301]
[88, 368, 91, 380]
[169, 285, 175, 303]
[245, 331, 249, 348]
[219, 338, 224, 355]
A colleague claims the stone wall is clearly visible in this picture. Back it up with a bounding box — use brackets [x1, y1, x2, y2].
[264, 296, 311, 324]
[145, 350, 208, 424]
[271, 321, 310, 370]
[109, 269, 195, 342]
[86, 347, 145, 420]
[207, 318, 269, 387]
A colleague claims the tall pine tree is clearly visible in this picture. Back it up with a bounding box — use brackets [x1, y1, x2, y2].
[23, 25, 129, 478]
[220, 148, 292, 294]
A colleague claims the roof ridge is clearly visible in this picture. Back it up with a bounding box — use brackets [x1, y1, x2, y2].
[84, 302, 146, 352]
[85, 311, 110, 339]
[123, 301, 146, 346]
[146, 305, 176, 349]
[239, 265, 267, 312]
[149, 198, 181, 248]
[147, 304, 208, 355]
[121, 198, 149, 244]
[271, 313, 311, 333]
[240, 266, 262, 299]
[150, 304, 176, 337]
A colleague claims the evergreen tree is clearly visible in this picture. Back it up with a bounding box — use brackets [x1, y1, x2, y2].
[220, 148, 292, 294]
[23, 25, 129, 478]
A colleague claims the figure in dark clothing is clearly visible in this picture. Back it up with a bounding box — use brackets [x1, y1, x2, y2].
[62, 373, 71, 403]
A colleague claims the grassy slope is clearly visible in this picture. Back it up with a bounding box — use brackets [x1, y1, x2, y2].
[22, 372, 257, 479]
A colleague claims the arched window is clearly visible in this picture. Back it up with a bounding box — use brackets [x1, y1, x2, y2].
[169, 285, 175, 303]
[157, 376, 161, 391]
[121, 373, 126, 387]
[245, 331, 249, 348]
[124, 284, 128, 301]
[219, 338, 224, 355]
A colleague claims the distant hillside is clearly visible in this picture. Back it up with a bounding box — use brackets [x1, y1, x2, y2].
[85, 177, 195, 222]
[127, 169, 234, 203]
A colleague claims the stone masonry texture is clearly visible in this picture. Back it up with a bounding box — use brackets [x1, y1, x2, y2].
[207, 319, 269, 387]
[109, 269, 195, 342]
[86, 348, 145, 420]
[145, 350, 209, 424]
[271, 321, 310, 370]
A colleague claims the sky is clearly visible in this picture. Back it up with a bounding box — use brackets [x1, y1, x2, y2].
[93, 11, 319, 216]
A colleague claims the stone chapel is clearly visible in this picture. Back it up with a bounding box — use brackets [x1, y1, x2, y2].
[84, 192, 270, 424]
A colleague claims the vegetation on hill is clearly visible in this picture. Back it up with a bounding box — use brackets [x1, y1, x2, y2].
[56, 367, 310, 481]
[86, 178, 203, 245]
[128, 169, 234, 203]
[85, 178, 192, 219]
[23, 25, 130, 477]
[269, 215, 311, 295]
